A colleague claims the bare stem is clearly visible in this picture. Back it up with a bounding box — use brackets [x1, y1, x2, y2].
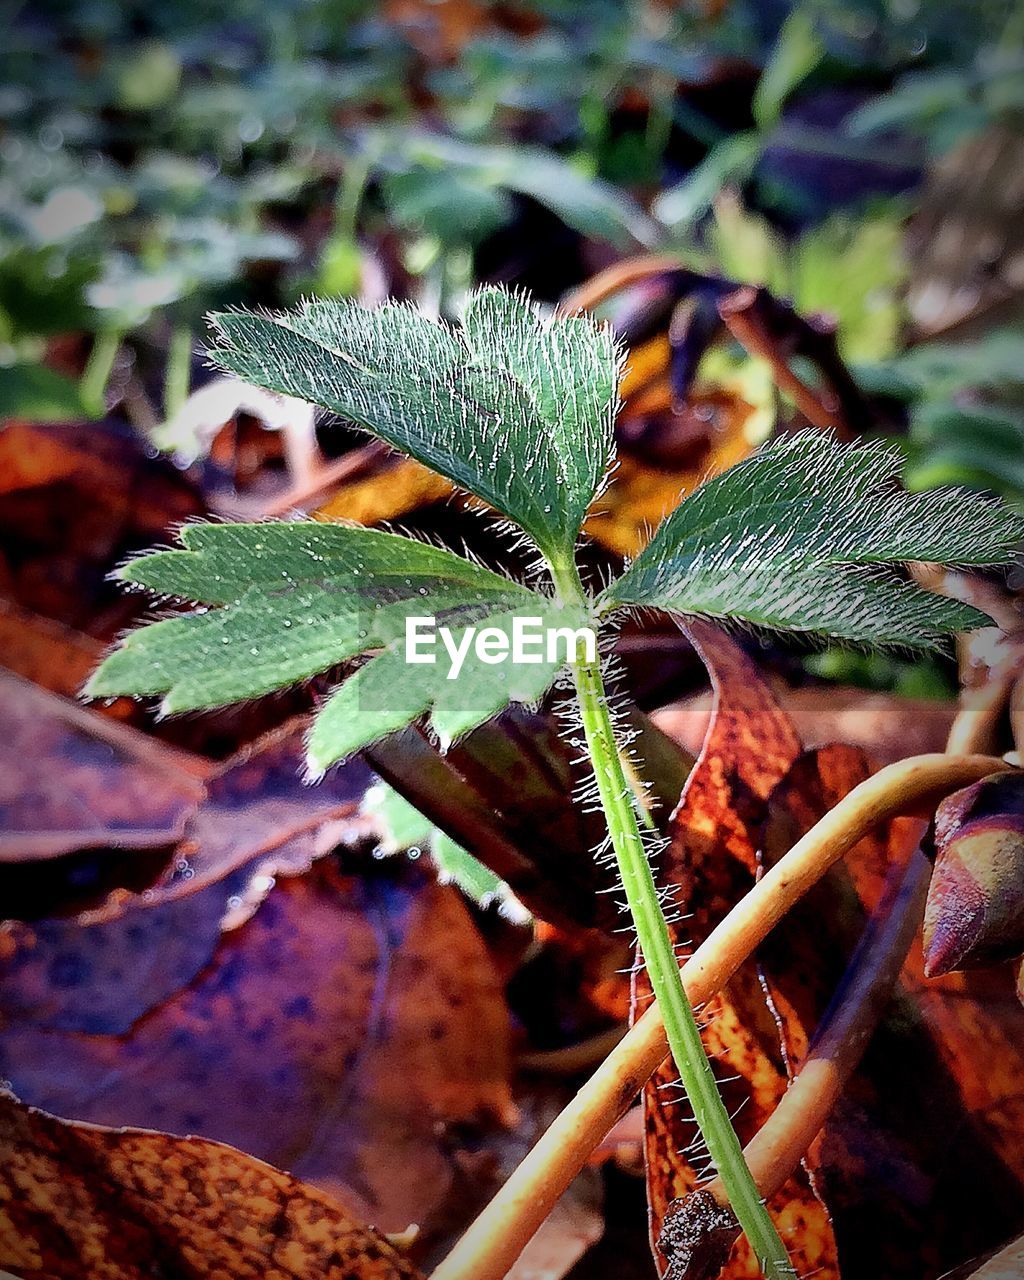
[430, 752, 1009, 1280]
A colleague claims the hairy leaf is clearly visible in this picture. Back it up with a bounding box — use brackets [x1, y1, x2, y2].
[209, 287, 620, 563]
[366, 781, 524, 916]
[601, 433, 1023, 646]
[87, 521, 585, 775]
[308, 600, 589, 772]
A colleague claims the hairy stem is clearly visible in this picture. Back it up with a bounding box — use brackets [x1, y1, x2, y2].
[560, 565, 789, 1277]
[431, 751, 1008, 1280]
[571, 646, 792, 1277]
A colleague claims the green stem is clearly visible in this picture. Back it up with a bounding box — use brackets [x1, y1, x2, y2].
[79, 329, 122, 417]
[551, 561, 793, 1280]
[163, 324, 193, 420]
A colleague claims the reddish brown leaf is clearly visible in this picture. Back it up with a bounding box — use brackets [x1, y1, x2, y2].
[0, 1092, 423, 1280]
[0, 421, 203, 636]
[0, 672, 206, 862]
[0, 880, 239, 1034]
[635, 623, 838, 1278]
[90, 720, 375, 920]
[0, 857, 513, 1239]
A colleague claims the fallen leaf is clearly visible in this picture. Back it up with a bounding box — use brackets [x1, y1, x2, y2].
[0, 672, 206, 862]
[0, 1092, 424, 1279]
[0, 879, 243, 1034]
[0, 599, 108, 702]
[0, 421, 203, 635]
[89, 720, 375, 920]
[654, 685, 955, 766]
[315, 456, 455, 526]
[0, 856, 513, 1239]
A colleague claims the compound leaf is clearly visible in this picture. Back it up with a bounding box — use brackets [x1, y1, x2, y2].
[600, 433, 1023, 646]
[308, 600, 589, 772]
[86, 521, 586, 775]
[209, 287, 620, 564]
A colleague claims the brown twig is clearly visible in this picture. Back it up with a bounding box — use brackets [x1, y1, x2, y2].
[259, 439, 390, 517]
[662, 668, 1017, 1275]
[558, 256, 693, 316]
[718, 285, 873, 439]
[431, 753, 1011, 1280]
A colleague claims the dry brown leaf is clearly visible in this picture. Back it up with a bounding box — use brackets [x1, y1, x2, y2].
[0, 421, 203, 635]
[0, 1092, 424, 1280]
[0, 857, 514, 1239]
[0, 672, 206, 862]
[315, 456, 455, 526]
[88, 720, 375, 920]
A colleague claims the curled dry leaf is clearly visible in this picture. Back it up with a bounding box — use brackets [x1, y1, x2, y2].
[654, 685, 954, 767]
[0, 857, 513, 1239]
[0, 1092, 423, 1280]
[89, 720, 375, 921]
[0, 667, 373, 920]
[924, 771, 1024, 976]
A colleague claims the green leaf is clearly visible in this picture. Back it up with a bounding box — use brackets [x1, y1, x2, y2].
[370, 130, 661, 250]
[209, 287, 620, 563]
[308, 599, 589, 772]
[87, 520, 588, 775]
[366, 782, 527, 917]
[85, 520, 539, 711]
[752, 8, 825, 129]
[0, 362, 94, 423]
[600, 433, 1024, 647]
[653, 132, 762, 232]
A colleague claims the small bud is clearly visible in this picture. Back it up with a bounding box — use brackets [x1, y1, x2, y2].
[923, 772, 1024, 977]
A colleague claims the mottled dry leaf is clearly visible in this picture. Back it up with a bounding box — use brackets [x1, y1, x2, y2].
[0, 857, 513, 1238]
[91, 720, 375, 920]
[654, 686, 954, 766]
[0, 1092, 423, 1280]
[759, 746, 1024, 1277]
[0, 880, 238, 1034]
[636, 622, 837, 1278]
[0, 672, 206, 862]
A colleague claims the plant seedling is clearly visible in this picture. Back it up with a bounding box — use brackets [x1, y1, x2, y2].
[87, 287, 1023, 1278]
